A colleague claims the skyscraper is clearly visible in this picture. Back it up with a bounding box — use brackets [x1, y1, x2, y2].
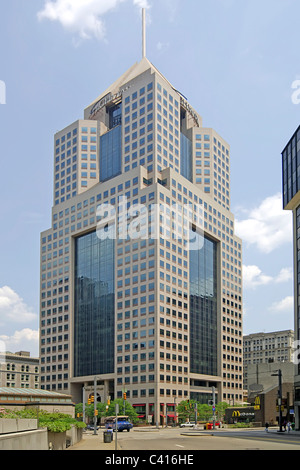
[40, 39, 243, 424]
[282, 124, 300, 429]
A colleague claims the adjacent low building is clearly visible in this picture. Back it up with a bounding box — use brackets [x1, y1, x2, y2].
[0, 387, 74, 417]
[0, 351, 39, 389]
[243, 330, 294, 390]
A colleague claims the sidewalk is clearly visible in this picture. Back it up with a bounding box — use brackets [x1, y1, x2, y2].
[67, 430, 119, 451]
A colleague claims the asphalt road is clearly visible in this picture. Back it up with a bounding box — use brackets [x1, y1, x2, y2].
[67, 426, 300, 452]
[116, 427, 300, 451]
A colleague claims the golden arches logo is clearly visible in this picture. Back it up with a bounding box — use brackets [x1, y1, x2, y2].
[232, 411, 240, 418]
[254, 396, 260, 410]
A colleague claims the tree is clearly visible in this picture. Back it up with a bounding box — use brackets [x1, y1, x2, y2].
[177, 400, 197, 422]
[215, 402, 229, 422]
[75, 399, 139, 424]
[106, 399, 139, 423]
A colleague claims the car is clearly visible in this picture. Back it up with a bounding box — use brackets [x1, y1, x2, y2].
[87, 424, 100, 431]
[180, 422, 196, 428]
[105, 416, 134, 432]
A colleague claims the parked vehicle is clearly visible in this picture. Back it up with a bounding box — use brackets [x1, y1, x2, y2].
[105, 416, 133, 432]
[87, 424, 100, 431]
[180, 422, 196, 428]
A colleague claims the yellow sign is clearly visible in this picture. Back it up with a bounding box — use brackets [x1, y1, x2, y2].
[254, 396, 260, 411]
[232, 411, 240, 418]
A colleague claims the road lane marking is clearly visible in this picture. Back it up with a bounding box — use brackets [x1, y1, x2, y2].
[175, 444, 185, 448]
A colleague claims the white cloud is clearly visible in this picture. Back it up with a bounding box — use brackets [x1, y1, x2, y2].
[275, 267, 293, 283]
[269, 296, 294, 313]
[0, 329, 39, 356]
[235, 193, 292, 254]
[38, 0, 150, 40]
[243, 265, 293, 289]
[243, 265, 272, 288]
[0, 286, 37, 324]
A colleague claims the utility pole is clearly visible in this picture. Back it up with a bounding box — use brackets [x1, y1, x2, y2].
[272, 369, 284, 432]
[194, 402, 198, 427]
[82, 386, 85, 425]
[115, 403, 119, 452]
[212, 387, 216, 430]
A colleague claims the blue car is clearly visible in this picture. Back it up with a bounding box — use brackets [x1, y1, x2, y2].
[105, 416, 133, 432]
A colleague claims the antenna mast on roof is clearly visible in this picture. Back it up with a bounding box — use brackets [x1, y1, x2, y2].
[142, 8, 146, 58]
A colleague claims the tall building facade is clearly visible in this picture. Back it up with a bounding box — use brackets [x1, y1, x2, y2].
[40, 57, 243, 424]
[282, 124, 300, 429]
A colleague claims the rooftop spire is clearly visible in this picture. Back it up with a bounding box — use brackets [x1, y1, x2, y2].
[142, 8, 146, 58]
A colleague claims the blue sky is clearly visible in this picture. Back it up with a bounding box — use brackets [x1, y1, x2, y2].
[0, 0, 299, 357]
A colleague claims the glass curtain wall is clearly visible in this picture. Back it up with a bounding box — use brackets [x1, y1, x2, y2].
[180, 133, 193, 182]
[190, 232, 218, 376]
[100, 125, 122, 182]
[74, 230, 115, 377]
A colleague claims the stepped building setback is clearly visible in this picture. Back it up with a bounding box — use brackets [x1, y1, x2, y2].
[40, 43, 243, 425]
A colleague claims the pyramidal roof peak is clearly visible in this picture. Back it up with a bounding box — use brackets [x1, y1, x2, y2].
[84, 56, 174, 119]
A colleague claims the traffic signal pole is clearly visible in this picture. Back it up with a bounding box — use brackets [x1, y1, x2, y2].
[94, 376, 97, 435]
[123, 392, 126, 415]
[212, 387, 216, 430]
[278, 369, 283, 433]
[82, 386, 85, 425]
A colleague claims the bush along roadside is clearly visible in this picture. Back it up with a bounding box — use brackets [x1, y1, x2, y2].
[0, 408, 86, 433]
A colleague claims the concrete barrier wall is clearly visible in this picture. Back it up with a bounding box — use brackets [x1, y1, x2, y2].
[0, 419, 38, 435]
[66, 426, 83, 447]
[0, 428, 48, 450]
[0, 420, 83, 450]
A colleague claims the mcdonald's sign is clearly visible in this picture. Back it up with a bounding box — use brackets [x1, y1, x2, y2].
[232, 411, 240, 418]
[254, 396, 260, 410]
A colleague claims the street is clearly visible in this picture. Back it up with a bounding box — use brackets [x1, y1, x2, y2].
[68, 426, 300, 451]
[117, 427, 300, 451]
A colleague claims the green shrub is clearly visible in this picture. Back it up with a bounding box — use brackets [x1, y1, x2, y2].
[0, 408, 85, 433]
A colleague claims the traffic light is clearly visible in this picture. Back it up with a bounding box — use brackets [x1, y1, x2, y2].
[88, 398, 91, 405]
[123, 393, 127, 401]
[91, 395, 94, 403]
[107, 399, 110, 406]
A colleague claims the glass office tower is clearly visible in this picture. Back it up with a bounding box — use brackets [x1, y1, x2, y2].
[40, 56, 243, 424]
[282, 124, 300, 429]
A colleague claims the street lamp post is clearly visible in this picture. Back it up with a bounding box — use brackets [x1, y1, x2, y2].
[272, 369, 284, 432]
[174, 397, 177, 427]
[212, 387, 216, 430]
